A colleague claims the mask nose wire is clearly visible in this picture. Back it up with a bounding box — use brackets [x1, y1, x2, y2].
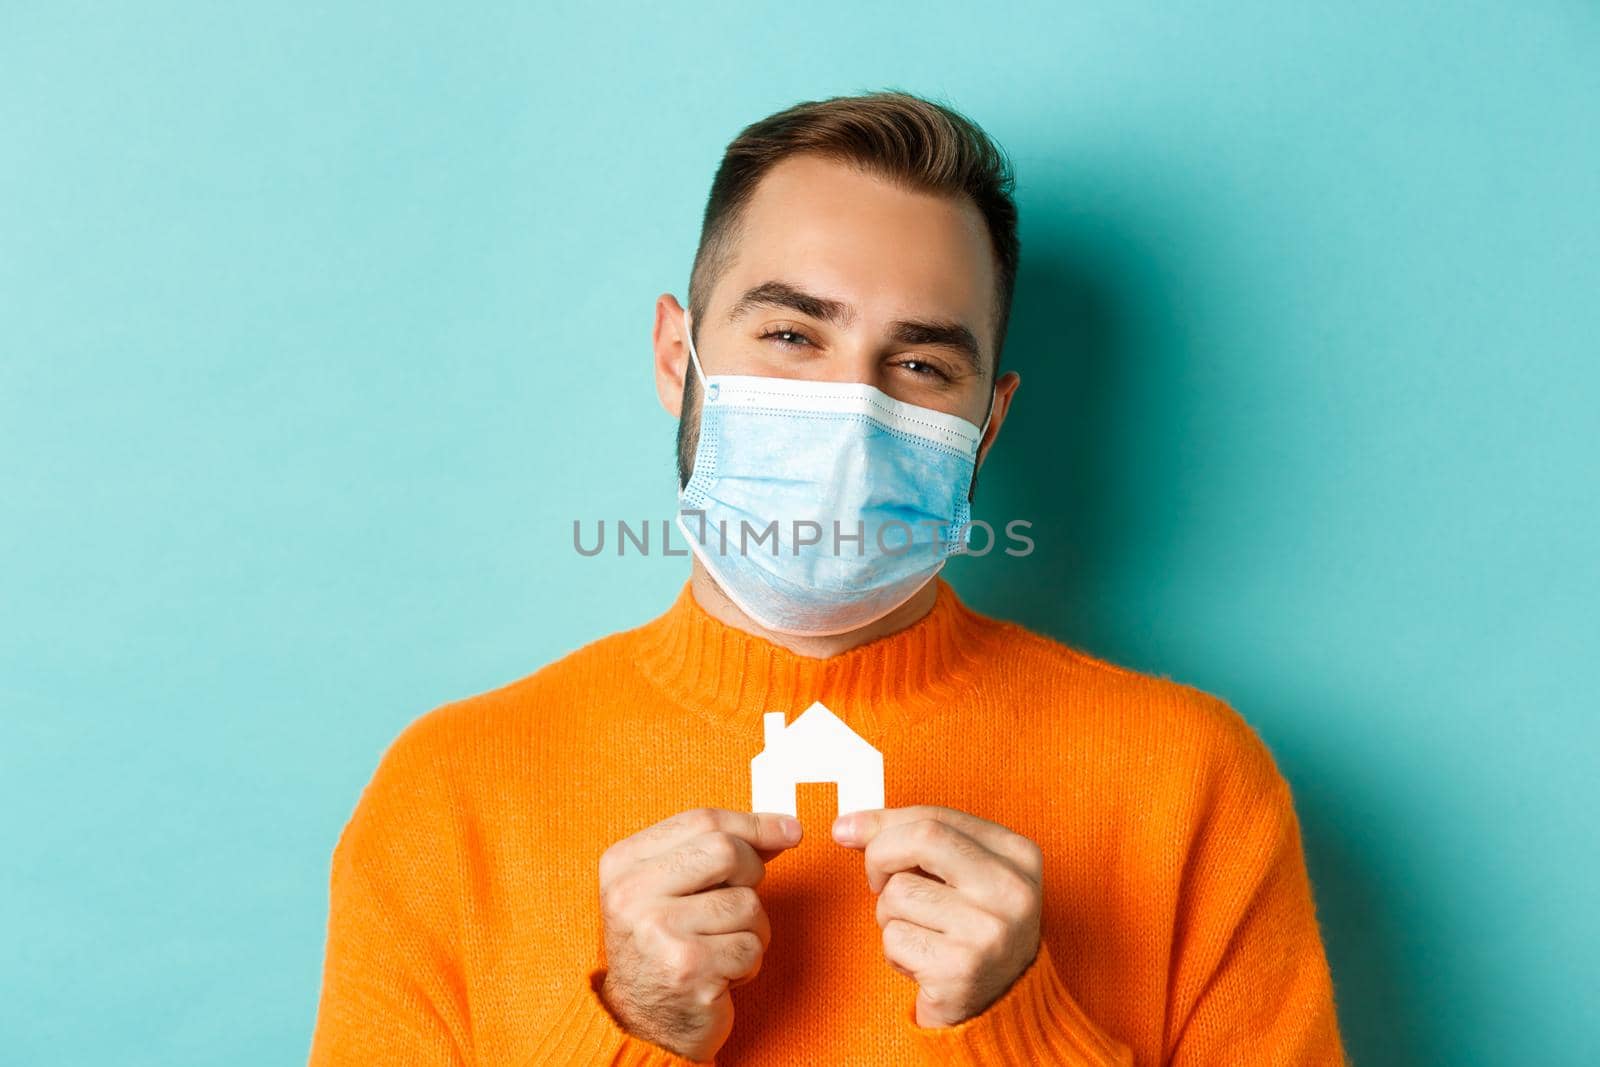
[682, 306, 709, 391]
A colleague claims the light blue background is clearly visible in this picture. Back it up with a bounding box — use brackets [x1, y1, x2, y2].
[3, 3, 1596, 1064]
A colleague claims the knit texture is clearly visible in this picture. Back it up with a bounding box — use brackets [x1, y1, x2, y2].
[309, 577, 1348, 1065]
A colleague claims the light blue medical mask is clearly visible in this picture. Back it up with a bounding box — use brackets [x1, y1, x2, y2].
[675, 306, 994, 637]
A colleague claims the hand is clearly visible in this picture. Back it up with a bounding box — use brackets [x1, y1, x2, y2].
[832, 805, 1044, 1029]
[597, 807, 802, 1062]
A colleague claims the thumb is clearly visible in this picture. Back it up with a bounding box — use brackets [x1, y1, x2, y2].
[746, 810, 803, 860]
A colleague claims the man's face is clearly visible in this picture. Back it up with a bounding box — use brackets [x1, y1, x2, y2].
[656, 152, 1020, 487]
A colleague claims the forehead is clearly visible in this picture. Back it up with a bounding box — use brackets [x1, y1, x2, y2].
[721, 153, 998, 353]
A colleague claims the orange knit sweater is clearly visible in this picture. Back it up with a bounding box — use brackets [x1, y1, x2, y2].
[309, 577, 1348, 1065]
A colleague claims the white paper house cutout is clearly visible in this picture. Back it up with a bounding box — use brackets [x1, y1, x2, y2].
[750, 701, 885, 819]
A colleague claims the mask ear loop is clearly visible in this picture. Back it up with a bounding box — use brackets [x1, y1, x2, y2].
[977, 386, 996, 444]
[963, 384, 998, 505]
[682, 305, 710, 393]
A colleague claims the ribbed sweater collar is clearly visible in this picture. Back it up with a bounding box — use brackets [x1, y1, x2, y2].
[631, 576, 994, 739]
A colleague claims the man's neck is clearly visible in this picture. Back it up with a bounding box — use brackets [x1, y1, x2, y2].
[686, 559, 941, 658]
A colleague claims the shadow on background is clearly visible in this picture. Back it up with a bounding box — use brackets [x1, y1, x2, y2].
[953, 228, 1424, 1065]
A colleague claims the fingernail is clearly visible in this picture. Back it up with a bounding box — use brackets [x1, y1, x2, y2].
[833, 814, 858, 843]
[780, 816, 802, 843]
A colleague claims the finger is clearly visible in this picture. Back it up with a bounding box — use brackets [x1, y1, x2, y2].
[875, 869, 963, 934]
[836, 805, 1041, 881]
[648, 829, 769, 897]
[862, 819, 1000, 895]
[881, 917, 950, 979]
[603, 807, 801, 883]
[702, 929, 766, 984]
[681, 885, 770, 944]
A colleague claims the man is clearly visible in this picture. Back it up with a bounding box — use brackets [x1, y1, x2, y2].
[309, 91, 1348, 1065]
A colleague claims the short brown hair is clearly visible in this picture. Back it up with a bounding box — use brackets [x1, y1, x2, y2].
[686, 89, 1020, 371]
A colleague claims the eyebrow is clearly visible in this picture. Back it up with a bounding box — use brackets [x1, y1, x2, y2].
[724, 279, 985, 375]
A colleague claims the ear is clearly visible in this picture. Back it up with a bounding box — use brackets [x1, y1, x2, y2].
[974, 370, 1021, 471]
[653, 293, 692, 417]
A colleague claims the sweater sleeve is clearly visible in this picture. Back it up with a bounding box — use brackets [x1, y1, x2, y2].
[307, 713, 474, 1066]
[307, 710, 717, 1067]
[899, 938, 1135, 1065]
[1163, 773, 1349, 1065]
[518, 962, 716, 1066]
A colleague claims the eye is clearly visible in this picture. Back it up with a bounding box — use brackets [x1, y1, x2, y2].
[895, 358, 951, 381]
[757, 326, 816, 350]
